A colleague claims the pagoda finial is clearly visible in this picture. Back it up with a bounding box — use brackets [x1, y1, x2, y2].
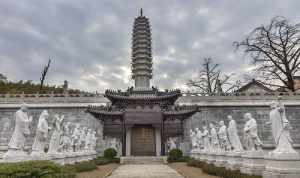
[140, 8, 143, 16]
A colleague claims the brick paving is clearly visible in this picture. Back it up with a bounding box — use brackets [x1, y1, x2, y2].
[107, 164, 184, 178]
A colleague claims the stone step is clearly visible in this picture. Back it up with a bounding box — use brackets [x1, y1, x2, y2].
[120, 156, 167, 164]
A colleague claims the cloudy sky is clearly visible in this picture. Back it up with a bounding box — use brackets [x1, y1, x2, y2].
[0, 0, 300, 92]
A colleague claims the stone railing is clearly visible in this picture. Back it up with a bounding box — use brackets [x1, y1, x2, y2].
[0, 92, 109, 104]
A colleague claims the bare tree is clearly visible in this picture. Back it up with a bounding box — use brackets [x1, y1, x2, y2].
[186, 58, 241, 95]
[40, 59, 51, 90]
[235, 16, 300, 91]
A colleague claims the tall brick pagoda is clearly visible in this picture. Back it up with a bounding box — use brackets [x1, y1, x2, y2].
[87, 9, 198, 156]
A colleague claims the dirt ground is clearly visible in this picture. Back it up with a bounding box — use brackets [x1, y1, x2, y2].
[169, 162, 218, 178]
[76, 163, 119, 178]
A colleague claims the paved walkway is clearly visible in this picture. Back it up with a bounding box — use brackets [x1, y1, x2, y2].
[107, 164, 184, 178]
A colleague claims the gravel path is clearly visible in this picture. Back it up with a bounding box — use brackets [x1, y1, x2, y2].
[169, 162, 218, 178]
[107, 164, 184, 178]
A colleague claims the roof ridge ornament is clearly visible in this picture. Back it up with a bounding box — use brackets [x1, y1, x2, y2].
[140, 8, 143, 16]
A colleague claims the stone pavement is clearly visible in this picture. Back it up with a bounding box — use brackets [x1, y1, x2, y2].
[107, 164, 184, 178]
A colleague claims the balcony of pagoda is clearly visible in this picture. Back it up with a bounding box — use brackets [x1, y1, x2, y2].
[131, 61, 152, 67]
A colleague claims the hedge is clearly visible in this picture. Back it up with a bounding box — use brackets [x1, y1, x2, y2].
[103, 148, 117, 159]
[0, 160, 75, 178]
[187, 159, 262, 178]
[167, 149, 183, 162]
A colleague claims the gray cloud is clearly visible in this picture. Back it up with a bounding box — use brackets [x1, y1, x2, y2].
[0, 0, 300, 92]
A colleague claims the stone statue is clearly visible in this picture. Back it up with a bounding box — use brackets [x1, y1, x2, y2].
[168, 137, 177, 151]
[91, 130, 97, 151]
[218, 120, 231, 151]
[31, 110, 50, 157]
[243, 113, 262, 151]
[85, 128, 93, 151]
[202, 126, 210, 151]
[227, 115, 243, 152]
[190, 129, 197, 150]
[61, 122, 72, 152]
[195, 128, 203, 150]
[267, 100, 299, 156]
[48, 114, 64, 154]
[72, 124, 81, 152]
[3, 103, 33, 159]
[79, 127, 87, 151]
[210, 123, 220, 152]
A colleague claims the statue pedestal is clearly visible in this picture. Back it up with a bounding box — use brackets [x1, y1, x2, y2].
[214, 151, 227, 167]
[225, 151, 243, 170]
[206, 151, 216, 164]
[241, 150, 265, 176]
[263, 151, 300, 178]
[190, 149, 199, 159]
[48, 153, 66, 165]
[201, 151, 208, 162]
[2, 149, 31, 162]
[30, 151, 49, 160]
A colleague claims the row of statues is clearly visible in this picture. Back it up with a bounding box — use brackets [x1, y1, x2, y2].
[3, 103, 98, 160]
[190, 99, 298, 156]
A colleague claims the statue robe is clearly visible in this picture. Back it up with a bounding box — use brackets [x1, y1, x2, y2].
[210, 128, 220, 151]
[32, 116, 49, 152]
[48, 119, 63, 153]
[8, 110, 31, 150]
[218, 125, 230, 150]
[228, 120, 243, 151]
[269, 106, 294, 152]
[202, 129, 210, 150]
[244, 118, 262, 150]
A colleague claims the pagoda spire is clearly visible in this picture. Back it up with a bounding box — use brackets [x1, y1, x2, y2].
[131, 9, 153, 90]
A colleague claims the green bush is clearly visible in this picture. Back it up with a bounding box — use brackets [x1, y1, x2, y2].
[0, 160, 75, 178]
[68, 161, 97, 173]
[104, 148, 117, 159]
[94, 157, 120, 165]
[187, 159, 262, 178]
[167, 148, 183, 162]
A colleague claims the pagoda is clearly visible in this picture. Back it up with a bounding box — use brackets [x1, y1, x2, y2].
[87, 9, 198, 156]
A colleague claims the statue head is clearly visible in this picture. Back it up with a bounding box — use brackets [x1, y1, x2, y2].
[244, 113, 252, 120]
[270, 101, 278, 109]
[219, 120, 225, 126]
[20, 103, 29, 112]
[203, 125, 207, 130]
[209, 123, 214, 128]
[41, 110, 49, 120]
[227, 115, 233, 120]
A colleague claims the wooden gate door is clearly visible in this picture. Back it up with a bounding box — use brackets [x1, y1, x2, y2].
[131, 125, 156, 156]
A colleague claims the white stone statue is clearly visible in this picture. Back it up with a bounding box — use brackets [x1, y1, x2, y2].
[31, 110, 50, 157]
[72, 124, 81, 152]
[218, 120, 231, 151]
[227, 115, 243, 152]
[210, 123, 220, 152]
[3, 103, 33, 159]
[195, 128, 203, 150]
[61, 122, 72, 152]
[168, 137, 177, 151]
[48, 114, 64, 154]
[243, 113, 262, 151]
[267, 100, 299, 156]
[79, 127, 87, 151]
[91, 130, 97, 151]
[202, 126, 210, 151]
[190, 129, 197, 150]
[85, 128, 95, 151]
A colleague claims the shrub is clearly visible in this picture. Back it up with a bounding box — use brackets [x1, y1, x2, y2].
[94, 157, 120, 165]
[69, 161, 97, 173]
[167, 148, 183, 162]
[0, 160, 75, 178]
[187, 159, 262, 178]
[104, 148, 117, 159]
[94, 157, 110, 165]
